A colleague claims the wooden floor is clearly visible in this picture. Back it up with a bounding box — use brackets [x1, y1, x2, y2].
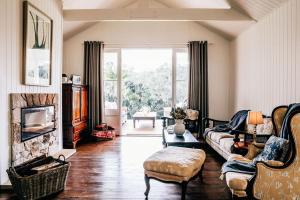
[0, 136, 231, 200]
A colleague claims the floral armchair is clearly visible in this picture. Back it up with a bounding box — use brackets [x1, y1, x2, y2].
[224, 105, 289, 198]
[252, 107, 300, 199]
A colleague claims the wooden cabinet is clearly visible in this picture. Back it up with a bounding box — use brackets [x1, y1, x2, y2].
[81, 87, 88, 121]
[72, 87, 81, 123]
[62, 84, 88, 148]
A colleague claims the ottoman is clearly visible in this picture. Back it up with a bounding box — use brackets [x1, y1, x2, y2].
[143, 146, 206, 200]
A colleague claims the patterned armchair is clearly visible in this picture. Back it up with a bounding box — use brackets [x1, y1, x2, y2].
[225, 105, 289, 198]
[252, 107, 300, 199]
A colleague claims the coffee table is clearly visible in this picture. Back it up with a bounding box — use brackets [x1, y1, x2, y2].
[162, 128, 201, 149]
[133, 112, 156, 128]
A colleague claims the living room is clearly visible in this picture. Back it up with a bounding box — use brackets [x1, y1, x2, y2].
[0, 0, 300, 199]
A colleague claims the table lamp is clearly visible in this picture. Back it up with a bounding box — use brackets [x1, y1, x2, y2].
[247, 111, 264, 143]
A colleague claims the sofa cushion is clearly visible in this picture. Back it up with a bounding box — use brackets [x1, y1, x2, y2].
[252, 136, 289, 164]
[143, 146, 206, 178]
[219, 138, 235, 153]
[256, 118, 273, 135]
[186, 109, 199, 120]
[207, 131, 234, 144]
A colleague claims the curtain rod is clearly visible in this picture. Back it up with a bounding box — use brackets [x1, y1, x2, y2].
[81, 42, 214, 45]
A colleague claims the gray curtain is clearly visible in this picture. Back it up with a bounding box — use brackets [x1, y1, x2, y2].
[188, 41, 208, 134]
[84, 41, 104, 131]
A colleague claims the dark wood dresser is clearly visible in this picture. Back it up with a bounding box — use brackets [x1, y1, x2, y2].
[62, 84, 88, 148]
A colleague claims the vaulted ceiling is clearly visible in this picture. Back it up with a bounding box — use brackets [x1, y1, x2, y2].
[62, 0, 289, 41]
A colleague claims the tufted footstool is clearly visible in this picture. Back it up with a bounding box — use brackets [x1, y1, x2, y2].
[143, 146, 206, 200]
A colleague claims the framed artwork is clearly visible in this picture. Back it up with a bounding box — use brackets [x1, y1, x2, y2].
[71, 75, 81, 85]
[23, 1, 53, 86]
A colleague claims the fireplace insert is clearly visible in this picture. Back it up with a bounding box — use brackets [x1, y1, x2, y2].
[21, 105, 56, 142]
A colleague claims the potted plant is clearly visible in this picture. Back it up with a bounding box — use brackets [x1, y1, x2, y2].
[170, 107, 187, 136]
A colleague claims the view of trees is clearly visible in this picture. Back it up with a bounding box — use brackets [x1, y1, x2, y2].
[104, 50, 188, 119]
[122, 63, 172, 118]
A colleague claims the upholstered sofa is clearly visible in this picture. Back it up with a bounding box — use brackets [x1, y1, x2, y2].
[203, 115, 273, 160]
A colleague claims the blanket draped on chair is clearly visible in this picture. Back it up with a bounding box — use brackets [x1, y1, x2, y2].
[203, 110, 249, 138]
[279, 103, 300, 140]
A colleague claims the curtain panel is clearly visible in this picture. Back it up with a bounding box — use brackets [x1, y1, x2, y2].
[84, 41, 104, 132]
[188, 41, 209, 134]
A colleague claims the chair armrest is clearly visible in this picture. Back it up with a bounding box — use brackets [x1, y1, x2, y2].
[263, 160, 284, 167]
[228, 154, 252, 163]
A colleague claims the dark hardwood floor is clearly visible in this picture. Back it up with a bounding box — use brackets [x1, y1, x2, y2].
[0, 136, 231, 200]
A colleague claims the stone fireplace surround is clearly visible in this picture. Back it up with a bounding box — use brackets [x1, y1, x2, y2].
[11, 93, 59, 166]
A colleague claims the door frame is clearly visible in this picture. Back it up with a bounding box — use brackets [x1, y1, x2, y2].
[103, 48, 122, 135]
[103, 47, 188, 135]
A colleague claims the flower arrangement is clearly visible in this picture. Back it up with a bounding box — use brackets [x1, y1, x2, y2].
[170, 107, 187, 120]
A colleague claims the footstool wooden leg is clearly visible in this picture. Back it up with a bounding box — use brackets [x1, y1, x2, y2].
[144, 174, 150, 197]
[181, 181, 188, 200]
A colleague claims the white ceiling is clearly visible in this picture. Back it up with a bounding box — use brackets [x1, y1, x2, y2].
[63, 0, 136, 9]
[63, 0, 231, 9]
[62, 0, 289, 41]
[229, 0, 289, 21]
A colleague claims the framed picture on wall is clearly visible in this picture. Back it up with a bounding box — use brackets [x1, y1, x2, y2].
[71, 75, 81, 85]
[23, 1, 53, 86]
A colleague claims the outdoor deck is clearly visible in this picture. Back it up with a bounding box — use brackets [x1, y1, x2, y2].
[122, 119, 163, 136]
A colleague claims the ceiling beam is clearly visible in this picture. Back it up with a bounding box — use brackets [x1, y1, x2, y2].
[64, 8, 253, 21]
[137, 0, 150, 8]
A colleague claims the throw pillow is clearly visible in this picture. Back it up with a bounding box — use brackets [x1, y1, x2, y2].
[252, 136, 289, 164]
[186, 109, 199, 120]
[256, 118, 273, 135]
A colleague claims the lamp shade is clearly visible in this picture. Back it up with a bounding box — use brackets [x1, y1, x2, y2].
[247, 111, 264, 125]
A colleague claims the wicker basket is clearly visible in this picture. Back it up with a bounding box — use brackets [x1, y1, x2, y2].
[7, 155, 70, 200]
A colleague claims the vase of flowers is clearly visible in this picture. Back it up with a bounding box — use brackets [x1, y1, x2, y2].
[170, 107, 186, 136]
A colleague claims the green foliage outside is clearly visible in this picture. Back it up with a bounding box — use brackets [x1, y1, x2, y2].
[122, 63, 172, 119]
[104, 60, 188, 119]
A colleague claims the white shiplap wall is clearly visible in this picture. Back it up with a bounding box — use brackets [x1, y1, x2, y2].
[0, 0, 63, 184]
[230, 0, 300, 115]
[231, 0, 290, 21]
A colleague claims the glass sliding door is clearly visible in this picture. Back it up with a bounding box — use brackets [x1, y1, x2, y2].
[103, 49, 121, 135]
[103, 47, 188, 135]
[174, 49, 189, 107]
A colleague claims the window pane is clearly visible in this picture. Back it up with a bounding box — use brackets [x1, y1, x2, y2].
[176, 81, 188, 107]
[176, 52, 189, 107]
[104, 53, 118, 80]
[176, 52, 189, 81]
[104, 52, 118, 109]
[104, 80, 118, 109]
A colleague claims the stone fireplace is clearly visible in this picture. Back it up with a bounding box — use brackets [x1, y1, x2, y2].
[11, 93, 59, 166]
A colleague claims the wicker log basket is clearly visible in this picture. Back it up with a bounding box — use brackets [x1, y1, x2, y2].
[7, 155, 70, 200]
